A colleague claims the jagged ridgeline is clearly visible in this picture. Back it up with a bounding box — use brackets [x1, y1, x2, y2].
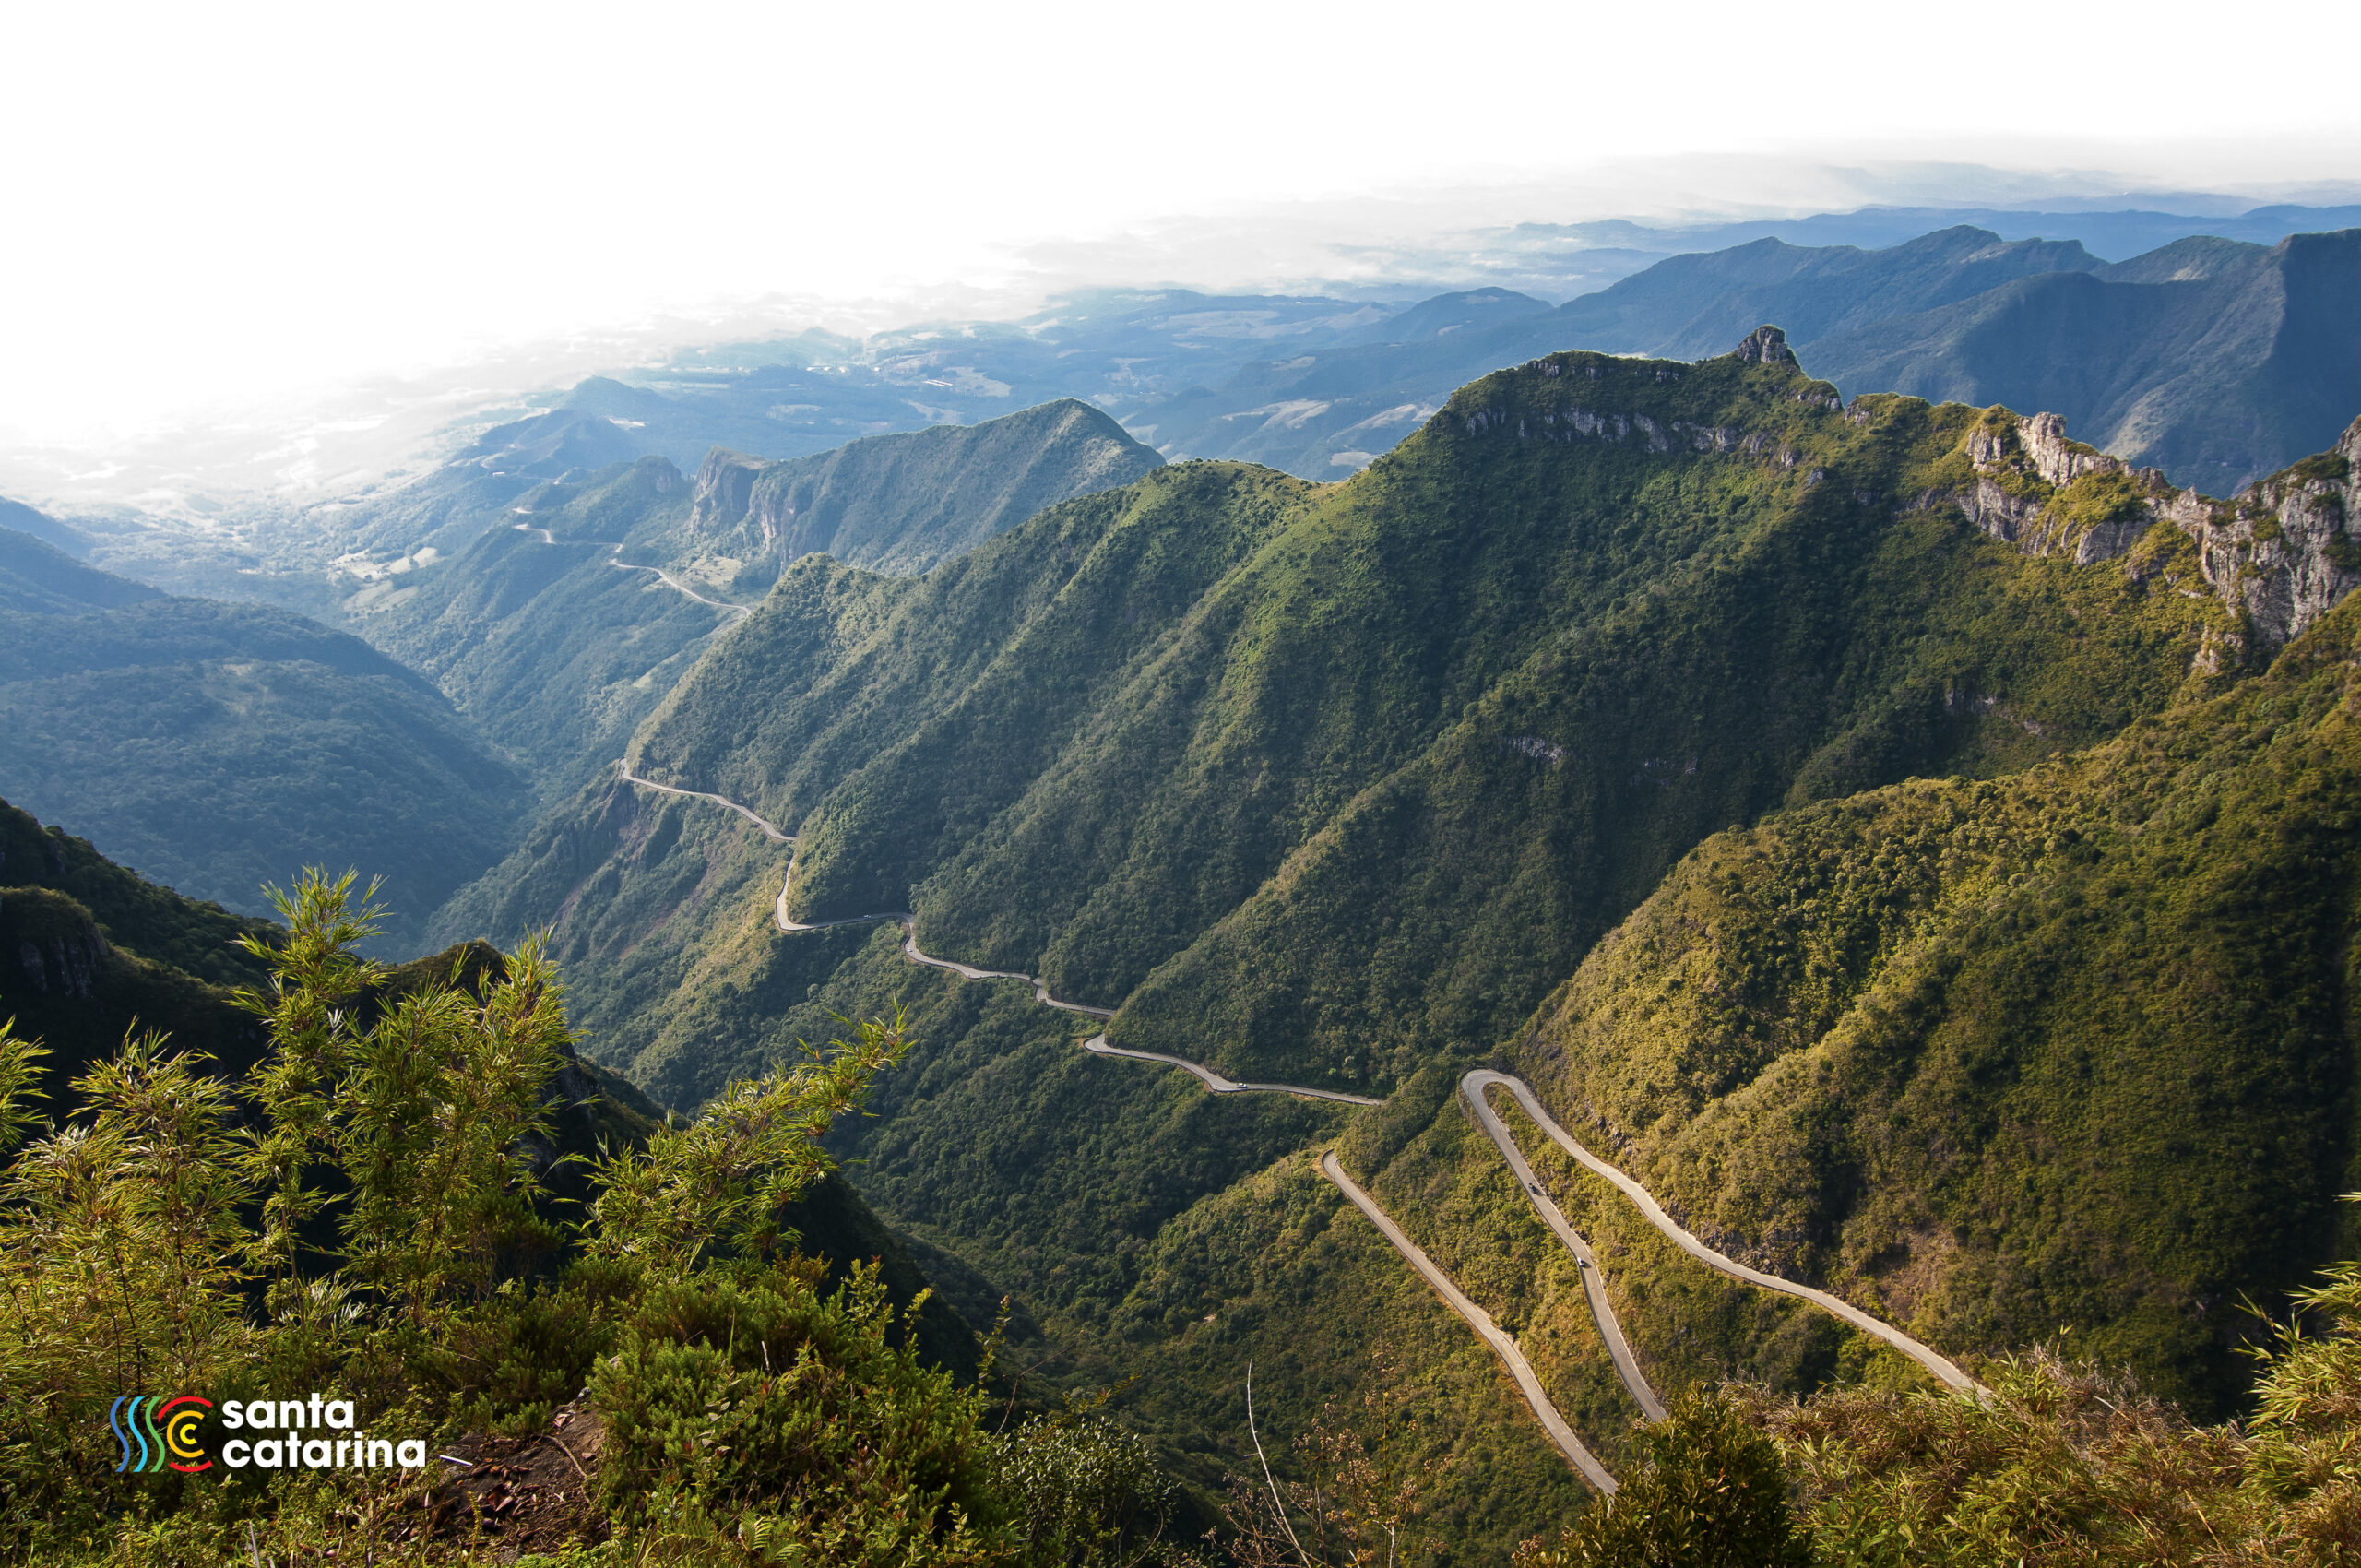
[433, 327, 2361, 1545]
[574, 327, 2285, 1103]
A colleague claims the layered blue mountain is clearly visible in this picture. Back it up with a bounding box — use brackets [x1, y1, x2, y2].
[1133, 225, 2361, 489]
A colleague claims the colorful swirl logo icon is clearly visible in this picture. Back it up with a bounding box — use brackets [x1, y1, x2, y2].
[108, 1395, 212, 1473]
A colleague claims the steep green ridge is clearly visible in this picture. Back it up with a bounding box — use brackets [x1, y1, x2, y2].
[1502, 588, 2361, 1417]
[346, 406, 1163, 826]
[0, 802, 978, 1405]
[0, 536, 528, 950]
[355, 456, 733, 798]
[457, 800, 1593, 1552]
[687, 397, 1163, 578]
[613, 337, 2230, 1101]
[0, 796, 274, 1089]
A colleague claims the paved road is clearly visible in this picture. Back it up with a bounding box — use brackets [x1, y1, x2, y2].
[610, 759, 1975, 1484]
[615, 761, 791, 842]
[507, 522, 749, 621]
[611, 762, 1372, 1105]
[1465, 1070, 1980, 1392]
[1461, 1071, 1666, 1420]
[1318, 1151, 1618, 1494]
[608, 550, 752, 619]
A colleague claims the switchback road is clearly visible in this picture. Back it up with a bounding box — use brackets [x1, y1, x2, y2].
[1465, 1070, 1978, 1393]
[1319, 1151, 1619, 1494]
[612, 760, 1977, 1491]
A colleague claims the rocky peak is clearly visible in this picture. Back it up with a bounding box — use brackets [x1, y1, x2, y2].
[2015, 411, 2120, 489]
[688, 448, 769, 534]
[1733, 325, 1796, 366]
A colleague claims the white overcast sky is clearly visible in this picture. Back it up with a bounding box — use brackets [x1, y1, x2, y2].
[4, 0, 2357, 441]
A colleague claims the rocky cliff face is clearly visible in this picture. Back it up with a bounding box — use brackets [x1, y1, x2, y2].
[1964, 408, 2361, 659]
[687, 448, 766, 536]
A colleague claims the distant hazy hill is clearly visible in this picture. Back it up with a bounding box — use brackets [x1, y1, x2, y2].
[1809, 229, 2361, 494]
[687, 398, 1162, 575]
[0, 523, 160, 613]
[0, 511, 526, 948]
[0, 498, 93, 559]
[1129, 228, 2104, 474]
[1133, 225, 2361, 492]
[347, 403, 1158, 828]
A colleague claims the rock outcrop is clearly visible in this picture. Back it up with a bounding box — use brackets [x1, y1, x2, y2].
[1964, 407, 2361, 658]
[1734, 325, 1797, 366]
[687, 448, 767, 535]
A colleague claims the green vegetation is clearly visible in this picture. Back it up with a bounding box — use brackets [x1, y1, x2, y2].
[1515, 1389, 1809, 1568]
[0, 873, 1180, 1564]
[1721, 1233, 2361, 1564]
[588, 351, 2227, 1110]
[345, 403, 1160, 832]
[1510, 588, 2361, 1415]
[360, 456, 733, 802]
[694, 398, 1163, 579]
[308, 312, 2361, 1560]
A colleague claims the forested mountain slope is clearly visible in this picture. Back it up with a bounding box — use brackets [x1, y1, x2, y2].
[350, 457, 733, 799]
[419, 328, 2361, 1546]
[603, 330, 2269, 1102]
[350, 404, 1163, 827]
[0, 795, 274, 1086]
[1510, 570, 2361, 1414]
[0, 520, 527, 949]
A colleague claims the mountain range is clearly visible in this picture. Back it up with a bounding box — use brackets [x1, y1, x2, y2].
[403, 319, 2361, 1548]
[1130, 225, 2361, 492]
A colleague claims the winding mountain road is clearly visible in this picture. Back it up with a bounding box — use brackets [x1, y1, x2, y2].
[1320, 1151, 1619, 1493]
[607, 548, 753, 619]
[505, 521, 753, 620]
[612, 762, 1379, 1106]
[610, 759, 1975, 1490]
[1465, 1071, 1978, 1393]
[1461, 1074, 1667, 1420]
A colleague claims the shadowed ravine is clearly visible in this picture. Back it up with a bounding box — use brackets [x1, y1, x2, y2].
[611, 758, 1976, 1492]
